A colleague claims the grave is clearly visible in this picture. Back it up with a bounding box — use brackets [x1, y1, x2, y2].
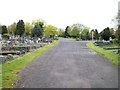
[94, 41, 112, 46]
[0, 55, 7, 63]
[1, 35, 53, 63]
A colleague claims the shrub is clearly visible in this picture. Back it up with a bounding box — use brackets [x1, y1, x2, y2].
[2, 33, 10, 39]
[113, 39, 120, 45]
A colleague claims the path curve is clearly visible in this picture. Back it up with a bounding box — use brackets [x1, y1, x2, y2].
[15, 38, 118, 88]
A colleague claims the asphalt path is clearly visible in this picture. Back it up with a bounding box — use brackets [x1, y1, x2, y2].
[15, 38, 118, 88]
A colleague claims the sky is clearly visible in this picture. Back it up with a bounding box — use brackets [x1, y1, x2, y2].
[0, 0, 119, 32]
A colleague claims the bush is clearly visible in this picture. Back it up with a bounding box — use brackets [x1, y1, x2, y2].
[2, 33, 10, 39]
[113, 39, 120, 45]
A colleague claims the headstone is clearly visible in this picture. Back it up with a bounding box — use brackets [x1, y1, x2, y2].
[0, 55, 7, 63]
[7, 54, 13, 60]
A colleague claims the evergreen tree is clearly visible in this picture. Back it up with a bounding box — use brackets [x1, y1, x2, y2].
[31, 24, 43, 37]
[94, 29, 99, 40]
[2, 25, 8, 35]
[100, 27, 111, 41]
[15, 20, 25, 37]
[64, 26, 71, 38]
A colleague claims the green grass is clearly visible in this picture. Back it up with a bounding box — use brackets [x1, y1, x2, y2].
[101, 44, 119, 48]
[2, 40, 59, 88]
[86, 42, 120, 66]
[68, 38, 76, 41]
[0, 64, 2, 89]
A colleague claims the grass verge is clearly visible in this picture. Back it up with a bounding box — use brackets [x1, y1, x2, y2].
[86, 42, 120, 66]
[0, 64, 2, 89]
[68, 38, 76, 41]
[2, 40, 59, 88]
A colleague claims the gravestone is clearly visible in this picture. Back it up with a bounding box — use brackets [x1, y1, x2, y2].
[0, 55, 7, 63]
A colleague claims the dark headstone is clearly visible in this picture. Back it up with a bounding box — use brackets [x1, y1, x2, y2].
[7, 54, 13, 60]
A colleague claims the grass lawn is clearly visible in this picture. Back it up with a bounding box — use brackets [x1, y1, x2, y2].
[0, 64, 2, 89]
[2, 40, 59, 88]
[87, 42, 120, 66]
[102, 44, 119, 48]
[68, 38, 76, 41]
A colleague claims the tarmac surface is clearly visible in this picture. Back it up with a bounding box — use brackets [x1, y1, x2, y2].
[15, 38, 118, 88]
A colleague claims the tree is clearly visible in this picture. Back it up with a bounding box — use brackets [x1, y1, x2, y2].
[31, 24, 43, 37]
[81, 28, 89, 40]
[8, 22, 16, 35]
[111, 4, 120, 43]
[71, 26, 79, 38]
[100, 27, 111, 41]
[31, 19, 45, 38]
[89, 29, 94, 40]
[116, 7, 120, 27]
[94, 29, 99, 40]
[71, 23, 84, 33]
[111, 4, 120, 28]
[110, 28, 116, 39]
[44, 25, 59, 37]
[58, 28, 65, 37]
[2, 25, 8, 35]
[15, 20, 25, 37]
[0, 24, 2, 34]
[2, 33, 10, 39]
[64, 26, 71, 38]
[114, 4, 120, 43]
[115, 25, 120, 42]
[86, 31, 90, 40]
[32, 19, 46, 28]
[25, 22, 32, 35]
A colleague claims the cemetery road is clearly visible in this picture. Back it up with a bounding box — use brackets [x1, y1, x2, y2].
[15, 38, 118, 88]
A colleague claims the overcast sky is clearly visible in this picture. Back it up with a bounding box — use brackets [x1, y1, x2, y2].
[0, 0, 119, 32]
